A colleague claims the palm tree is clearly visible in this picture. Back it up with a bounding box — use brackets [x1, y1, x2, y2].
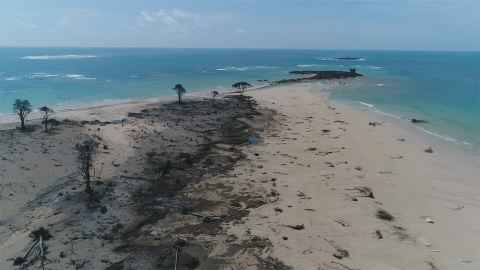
[173, 84, 187, 104]
[232, 82, 252, 94]
[39, 106, 54, 132]
[13, 99, 32, 130]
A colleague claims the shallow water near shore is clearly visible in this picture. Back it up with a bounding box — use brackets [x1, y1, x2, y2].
[1, 48, 480, 151]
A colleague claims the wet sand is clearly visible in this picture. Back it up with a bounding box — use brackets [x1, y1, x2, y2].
[1, 83, 480, 269]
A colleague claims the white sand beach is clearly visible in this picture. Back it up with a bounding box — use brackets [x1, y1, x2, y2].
[1, 82, 479, 270]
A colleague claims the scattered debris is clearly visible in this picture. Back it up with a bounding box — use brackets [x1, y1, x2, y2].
[285, 224, 305, 230]
[376, 209, 395, 221]
[393, 226, 410, 241]
[375, 230, 383, 239]
[418, 236, 432, 247]
[329, 261, 359, 270]
[424, 217, 435, 224]
[335, 219, 350, 227]
[347, 186, 374, 199]
[426, 261, 439, 270]
[333, 248, 350, 260]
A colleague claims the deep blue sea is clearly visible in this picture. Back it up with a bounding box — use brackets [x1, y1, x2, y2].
[1, 48, 479, 150]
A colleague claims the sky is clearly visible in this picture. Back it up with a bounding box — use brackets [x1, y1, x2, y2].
[1, 0, 479, 50]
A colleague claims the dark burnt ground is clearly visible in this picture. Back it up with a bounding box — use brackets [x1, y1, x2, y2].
[11, 95, 291, 270]
[109, 95, 284, 270]
[105, 95, 291, 270]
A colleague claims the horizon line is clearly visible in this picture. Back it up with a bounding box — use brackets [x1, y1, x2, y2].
[0, 46, 479, 53]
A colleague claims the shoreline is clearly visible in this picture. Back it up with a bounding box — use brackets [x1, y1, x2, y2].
[331, 98, 480, 162]
[246, 84, 480, 269]
[2, 79, 477, 158]
[0, 84, 273, 127]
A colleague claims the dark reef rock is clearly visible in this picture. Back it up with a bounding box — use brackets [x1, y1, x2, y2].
[274, 70, 363, 85]
[335, 57, 363, 60]
[411, 118, 428, 124]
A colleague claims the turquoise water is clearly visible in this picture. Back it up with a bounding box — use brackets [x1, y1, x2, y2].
[1, 48, 480, 150]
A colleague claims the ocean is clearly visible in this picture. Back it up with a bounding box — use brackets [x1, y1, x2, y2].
[1, 48, 479, 150]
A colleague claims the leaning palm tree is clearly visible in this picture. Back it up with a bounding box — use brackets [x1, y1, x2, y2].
[173, 84, 187, 104]
[232, 81, 252, 94]
[39, 106, 54, 132]
[13, 99, 32, 130]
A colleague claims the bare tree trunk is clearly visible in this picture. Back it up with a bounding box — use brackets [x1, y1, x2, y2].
[20, 113, 25, 130]
[85, 158, 93, 195]
[44, 116, 48, 132]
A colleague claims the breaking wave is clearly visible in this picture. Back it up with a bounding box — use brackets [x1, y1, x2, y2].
[359, 101, 375, 108]
[21, 54, 98, 60]
[30, 73, 60, 79]
[358, 101, 471, 145]
[4, 76, 21, 81]
[316, 57, 366, 62]
[416, 127, 471, 145]
[65, 74, 96, 80]
[216, 65, 278, 72]
[296, 64, 327, 68]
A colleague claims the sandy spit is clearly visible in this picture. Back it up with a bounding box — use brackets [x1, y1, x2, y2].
[1, 82, 479, 270]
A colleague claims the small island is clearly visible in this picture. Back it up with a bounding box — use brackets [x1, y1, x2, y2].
[275, 69, 363, 84]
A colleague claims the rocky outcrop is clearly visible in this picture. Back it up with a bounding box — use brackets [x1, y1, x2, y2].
[274, 70, 363, 85]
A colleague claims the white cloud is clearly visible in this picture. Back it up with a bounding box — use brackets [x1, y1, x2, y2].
[56, 9, 99, 28]
[235, 28, 247, 34]
[136, 8, 233, 36]
[15, 18, 38, 30]
[138, 9, 199, 32]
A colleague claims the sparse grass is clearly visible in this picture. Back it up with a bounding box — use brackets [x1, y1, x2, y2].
[376, 209, 395, 221]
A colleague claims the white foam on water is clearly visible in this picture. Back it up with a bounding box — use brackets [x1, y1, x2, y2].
[316, 57, 366, 62]
[65, 74, 96, 80]
[357, 100, 472, 146]
[216, 65, 278, 72]
[216, 66, 248, 71]
[21, 54, 98, 60]
[359, 101, 375, 108]
[296, 64, 324, 68]
[30, 73, 60, 79]
[415, 127, 471, 145]
[4, 76, 20, 81]
[253, 65, 278, 69]
[373, 109, 403, 120]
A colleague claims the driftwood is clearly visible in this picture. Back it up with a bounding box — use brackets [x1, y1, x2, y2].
[174, 248, 179, 270]
[346, 186, 374, 199]
[330, 261, 360, 270]
[15, 235, 47, 269]
[285, 224, 305, 230]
